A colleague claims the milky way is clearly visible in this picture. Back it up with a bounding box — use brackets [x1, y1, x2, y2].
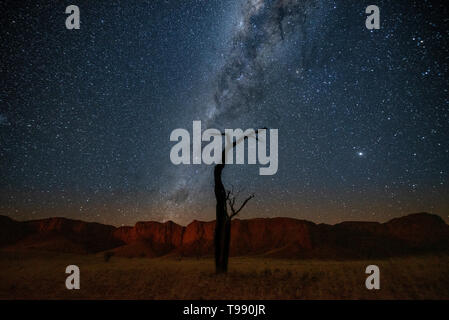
[0, 0, 448, 225]
[161, 0, 330, 220]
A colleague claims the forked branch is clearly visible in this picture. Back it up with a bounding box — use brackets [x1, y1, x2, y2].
[225, 189, 255, 219]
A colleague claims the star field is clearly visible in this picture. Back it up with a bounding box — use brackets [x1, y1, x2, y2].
[0, 0, 448, 226]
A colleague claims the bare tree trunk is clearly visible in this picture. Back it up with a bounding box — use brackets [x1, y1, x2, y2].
[214, 159, 230, 273]
[213, 132, 258, 273]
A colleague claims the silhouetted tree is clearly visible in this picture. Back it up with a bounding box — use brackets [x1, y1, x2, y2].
[214, 130, 263, 273]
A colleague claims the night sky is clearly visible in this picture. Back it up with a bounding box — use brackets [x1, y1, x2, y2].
[1, 0, 448, 226]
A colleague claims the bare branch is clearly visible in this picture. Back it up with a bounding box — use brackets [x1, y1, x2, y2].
[226, 189, 255, 219]
[230, 194, 255, 218]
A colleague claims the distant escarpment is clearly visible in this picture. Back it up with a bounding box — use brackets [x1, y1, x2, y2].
[0, 213, 448, 259]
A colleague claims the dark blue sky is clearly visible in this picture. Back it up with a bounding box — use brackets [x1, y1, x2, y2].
[1, 0, 448, 225]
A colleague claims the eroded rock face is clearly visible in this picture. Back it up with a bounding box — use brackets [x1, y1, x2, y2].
[229, 218, 315, 256]
[114, 221, 183, 245]
[179, 220, 215, 256]
[384, 213, 449, 249]
[113, 220, 184, 256]
[0, 212, 448, 258]
[1, 217, 122, 253]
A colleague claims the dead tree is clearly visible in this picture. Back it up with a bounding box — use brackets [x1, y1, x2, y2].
[214, 129, 263, 273]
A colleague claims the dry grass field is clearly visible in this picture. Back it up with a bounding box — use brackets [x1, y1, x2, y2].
[1, 250, 448, 299]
